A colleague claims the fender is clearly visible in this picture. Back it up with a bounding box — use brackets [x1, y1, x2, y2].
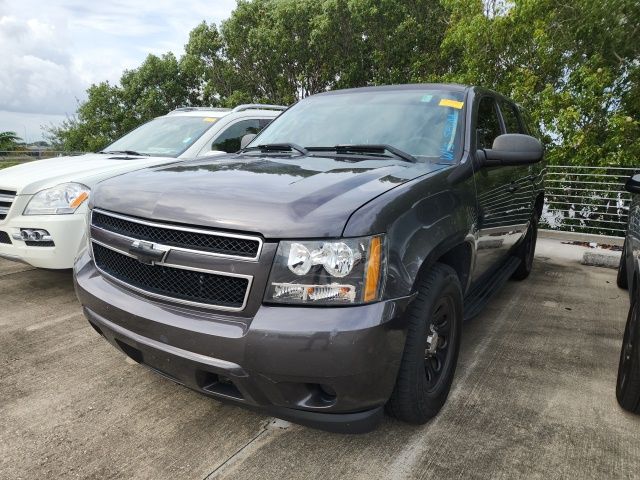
[343, 167, 478, 299]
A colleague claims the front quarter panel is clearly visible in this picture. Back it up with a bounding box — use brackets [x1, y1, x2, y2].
[343, 165, 477, 299]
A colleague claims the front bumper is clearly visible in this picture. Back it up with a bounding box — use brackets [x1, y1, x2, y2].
[74, 251, 413, 433]
[0, 198, 87, 269]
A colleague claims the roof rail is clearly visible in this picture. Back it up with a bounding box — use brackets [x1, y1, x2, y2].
[231, 104, 288, 113]
[168, 107, 232, 115]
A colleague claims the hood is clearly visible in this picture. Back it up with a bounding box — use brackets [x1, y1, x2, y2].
[0, 153, 182, 195]
[92, 154, 446, 238]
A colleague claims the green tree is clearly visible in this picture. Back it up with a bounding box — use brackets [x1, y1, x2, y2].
[48, 0, 639, 168]
[439, 0, 640, 166]
[48, 53, 192, 152]
[0, 131, 22, 150]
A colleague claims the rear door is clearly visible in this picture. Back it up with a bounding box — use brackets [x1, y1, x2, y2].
[471, 95, 523, 282]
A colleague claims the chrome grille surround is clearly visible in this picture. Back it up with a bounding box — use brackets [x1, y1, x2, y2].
[91, 208, 263, 261]
[89, 209, 260, 312]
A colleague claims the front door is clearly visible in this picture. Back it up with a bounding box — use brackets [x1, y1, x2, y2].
[471, 96, 524, 282]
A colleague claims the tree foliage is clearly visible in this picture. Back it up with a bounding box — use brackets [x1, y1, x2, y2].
[48, 0, 639, 167]
[0, 131, 22, 151]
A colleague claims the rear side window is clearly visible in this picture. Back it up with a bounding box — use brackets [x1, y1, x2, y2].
[212, 119, 270, 153]
[499, 100, 524, 134]
[475, 97, 502, 149]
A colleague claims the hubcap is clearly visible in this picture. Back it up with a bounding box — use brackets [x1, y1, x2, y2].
[424, 296, 454, 388]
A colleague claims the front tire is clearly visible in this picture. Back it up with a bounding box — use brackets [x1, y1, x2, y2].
[617, 294, 640, 413]
[617, 239, 629, 290]
[387, 263, 463, 424]
[512, 214, 538, 280]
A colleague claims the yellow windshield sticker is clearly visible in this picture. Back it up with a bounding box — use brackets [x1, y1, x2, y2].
[439, 99, 464, 109]
[203, 117, 219, 123]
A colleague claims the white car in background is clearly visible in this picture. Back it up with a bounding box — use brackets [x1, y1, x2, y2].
[0, 104, 285, 269]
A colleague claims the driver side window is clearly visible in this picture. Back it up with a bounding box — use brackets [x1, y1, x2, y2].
[211, 119, 269, 153]
[476, 97, 502, 150]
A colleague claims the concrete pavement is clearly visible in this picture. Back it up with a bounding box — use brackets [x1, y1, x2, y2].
[1, 238, 638, 479]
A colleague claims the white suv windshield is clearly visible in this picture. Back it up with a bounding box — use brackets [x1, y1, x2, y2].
[252, 89, 466, 162]
[103, 116, 219, 157]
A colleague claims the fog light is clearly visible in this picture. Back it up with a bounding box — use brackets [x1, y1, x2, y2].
[319, 384, 337, 399]
[13, 229, 55, 246]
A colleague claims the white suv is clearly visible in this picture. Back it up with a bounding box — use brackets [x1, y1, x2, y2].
[0, 104, 285, 269]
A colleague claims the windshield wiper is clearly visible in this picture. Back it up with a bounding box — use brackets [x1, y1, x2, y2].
[240, 143, 308, 156]
[307, 144, 417, 163]
[100, 150, 150, 157]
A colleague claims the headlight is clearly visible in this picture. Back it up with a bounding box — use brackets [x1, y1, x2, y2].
[24, 183, 90, 215]
[265, 235, 386, 305]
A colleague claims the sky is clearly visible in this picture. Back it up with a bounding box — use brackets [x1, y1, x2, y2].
[0, 0, 237, 142]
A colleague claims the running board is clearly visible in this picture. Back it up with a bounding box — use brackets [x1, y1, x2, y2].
[463, 257, 521, 321]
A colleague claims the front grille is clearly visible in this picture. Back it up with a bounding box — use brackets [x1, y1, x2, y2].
[93, 243, 249, 309]
[0, 231, 10, 244]
[92, 211, 260, 259]
[0, 189, 16, 221]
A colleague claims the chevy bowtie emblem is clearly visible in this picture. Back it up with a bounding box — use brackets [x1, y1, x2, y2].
[128, 240, 169, 265]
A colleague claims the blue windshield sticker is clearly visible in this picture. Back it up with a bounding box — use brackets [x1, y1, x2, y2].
[439, 110, 459, 161]
[421, 94, 433, 103]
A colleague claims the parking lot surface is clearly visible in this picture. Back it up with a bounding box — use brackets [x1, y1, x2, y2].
[1, 237, 639, 479]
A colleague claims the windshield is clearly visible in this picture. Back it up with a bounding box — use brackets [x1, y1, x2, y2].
[251, 89, 466, 162]
[103, 116, 220, 157]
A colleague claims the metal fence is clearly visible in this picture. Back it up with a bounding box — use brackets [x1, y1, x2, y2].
[542, 165, 639, 237]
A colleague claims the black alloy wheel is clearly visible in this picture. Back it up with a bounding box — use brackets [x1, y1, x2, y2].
[424, 296, 455, 392]
[617, 295, 640, 413]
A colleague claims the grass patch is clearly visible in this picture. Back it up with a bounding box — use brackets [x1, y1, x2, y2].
[0, 161, 21, 170]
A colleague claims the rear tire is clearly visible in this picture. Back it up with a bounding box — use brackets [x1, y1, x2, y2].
[617, 294, 640, 413]
[617, 239, 629, 290]
[386, 263, 463, 424]
[512, 214, 538, 281]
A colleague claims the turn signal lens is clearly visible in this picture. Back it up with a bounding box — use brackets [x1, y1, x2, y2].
[70, 191, 89, 209]
[364, 236, 382, 302]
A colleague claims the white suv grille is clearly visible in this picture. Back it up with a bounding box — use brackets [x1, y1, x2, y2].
[0, 189, 16, 221]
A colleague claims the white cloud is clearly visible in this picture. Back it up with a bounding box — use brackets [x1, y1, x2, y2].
[0, 110, 66, 143]
[0, 0, 236, 137]
[0, 15, 84, 114]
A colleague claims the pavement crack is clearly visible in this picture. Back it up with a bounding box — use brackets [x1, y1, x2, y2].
[201, 423, 270, 480]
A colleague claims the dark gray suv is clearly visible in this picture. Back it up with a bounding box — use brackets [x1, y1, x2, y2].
[616, 174, 640, 413]
[73, 84, 544, 433]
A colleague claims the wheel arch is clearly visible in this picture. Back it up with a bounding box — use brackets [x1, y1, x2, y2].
[412, 236, 475, 296]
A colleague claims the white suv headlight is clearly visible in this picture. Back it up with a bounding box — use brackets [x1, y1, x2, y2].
[24, 183, 90, 215]
[265, 235, 386, 305]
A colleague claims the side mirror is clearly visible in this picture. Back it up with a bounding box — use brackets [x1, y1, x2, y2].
[625, 174, 640, 194]
[478, 133, 543, 167]
[240, 134, 257, 150]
